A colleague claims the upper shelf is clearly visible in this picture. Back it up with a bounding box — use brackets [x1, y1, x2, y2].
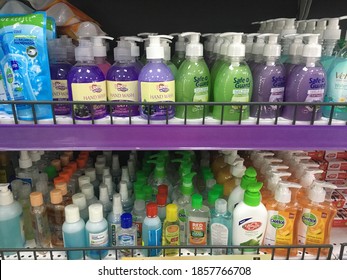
[1, 124, 347, 151]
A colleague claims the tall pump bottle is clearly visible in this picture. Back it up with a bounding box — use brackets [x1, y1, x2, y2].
[170, 33, 186, 68]
[213, 33, 253, 121]
[283, 34, 304, 76]
[106, 39, 140, 117]
[209, 35, 224, 69]
[67, 38, 108, 121]
[245, 33, 259, 62]
[263, 181, 302, 257]
[250, 33, 286, 119]
[138, 35, 175, 120]
[137, 32, 158, 65]
[48, 39, 72, 116]
[282, 34, 326, 122]
[202, 33, 217, 67]
[248, 35, 265, 71]
[297, 181, 336, 256]
[175, 32, 210, 119]
[161, 38, 177, 77]
[91, 36, 114, 76]
[279, 18, 297, 63]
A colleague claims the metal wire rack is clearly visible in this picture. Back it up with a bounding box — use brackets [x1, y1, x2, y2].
[1, 100, 347, 126]
[339, 243, 347, 260]
[0, 244, 334, 261]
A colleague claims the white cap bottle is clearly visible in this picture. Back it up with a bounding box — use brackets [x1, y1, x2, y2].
[181, 32, 203, 57]
[72, 192, 89, 222]
[146, 35, 173, 60]
[75, 39, 94, 62]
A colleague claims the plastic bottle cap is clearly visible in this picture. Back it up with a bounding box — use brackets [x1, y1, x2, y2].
[166, 203, 178, 222]
[112, 193, 123, 214]
[191, 193, 203, 209]
[91, 36, 114, 57]
[252, 36, 266, 55]
[240, 167, 257, 190]
[54, 176, 66, 186]
[215, 198, 227, 214]
[121, 166, 130, 181]
[275, 181, 301, 203]
[134, 199, 145, 212]
[19, 151, 33, 169]
[60, 154, 70, 167]
[75, 39, 94, 61]
[55, 182, 68, 195]
[51, 159, 62, 171]
[146, 35, 173, 59]
[181, 32, 203, 57]
[301, 34, 321, 58]
[64, 151, 74, 160]
[85, 168, 97, 181]
[67, 161, 78, 173]
[99, 184, 109, 203]
[208, 189, 220, 206]
[121, 213, 133, 228]
[44, 165, 57, 180]
[88, 203, 104, 223]
[94, 162, 105, 176]
[127, 159, 135, 177]
[65, 204, 81, 223]
[158, 184, 168, 196]
[72, 193, 87, 210]
[81, 183, 94, 199]
[0, 183, 14, 206]
[59, 171, 71, 183]
[30, 191, 44, 207]
[78, 175, 91, 188]
[243, 182, 263, 206]
[259, 33, 281, 57]
[63, 166, 74, 177]
[50, 189, 63, 204]
[76, 158, 87, 169]
[103, 174, 112, 185]
[144, 185, 153, 200]
[146, 202, 158, 217]
[119, 180, 128, 200]
[156, 193, 167, 206]
[112, 154, 120, 170]
[30, 151, 41, 162]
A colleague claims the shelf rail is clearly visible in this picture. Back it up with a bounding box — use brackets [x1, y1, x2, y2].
[339, 243, 347, 260]
[1, 100, 347, 126]
[0, 244, 334, 260]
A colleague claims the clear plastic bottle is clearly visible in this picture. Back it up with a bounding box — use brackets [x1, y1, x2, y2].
[72, 192, 89, 222]
[0, 183, 25, 255]
[86, 203, 109, 259]
[99, 183, 112, 217]
[107, 193, 123, 246]
[62, 204, 87, 260]
[162, 203, 180, 256]
[186, 193, 210, 253]
[119, 180, 134, 213]
[18, 183, 34, 241]
[142, 202, 162, 257]
[157, 193, 167, 223]
[80, 183, 99, 206]
[85, 168, 100, 198]
[47, 189, 65, 248]
[55, 181, 73, 205]
[29, 191, 51, 252]
[16, 151, 39, 191]
[131, 199, 146, 247]
[116, 213, 137, 259]
[210, 198, 232, 255]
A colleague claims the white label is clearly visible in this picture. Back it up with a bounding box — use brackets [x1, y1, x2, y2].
[232, 88, 250, 102]
[269, 87, 284, 109]
[264, 210, 277, 246]
[89, 229, 108, 247]
[211, 222, 229, 254]
[305, 89, 324, 102]
[118, 233, 136, 246]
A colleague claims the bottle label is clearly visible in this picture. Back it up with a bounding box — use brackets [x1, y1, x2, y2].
[141, 81, 175, 102]
[107, 80, 138, 101]
[145, 227, 162, 256]
[165, 224, 179, 245]
[235, 217, 265, 250]
[269, 87, 285, 109]
[133, 221, 143, 246]
[188, 220, 207, 246]
[16, 176, 33, 189]
[110, 223, 120, 246]
[89, 229, 108, 247]
[327, 60, 347, 112]
[192, 86, 209, 113]
[304, 88, 324, 114]
[71, 81, 107, 120]
[51, 80, 70, 115]
[178, 208, 187, 243]
[0, 70, 7, 101]
[298, 208, 327, 245]
[211, 222, 229, 255]
[118, 233, 136, 246]
[264, 210, 296, 246]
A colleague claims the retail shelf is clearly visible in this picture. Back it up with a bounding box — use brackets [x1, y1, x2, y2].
[1, 124, 347, 151]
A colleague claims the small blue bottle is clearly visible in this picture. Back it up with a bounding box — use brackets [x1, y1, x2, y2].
[210, 198, 232, 255]
[85, 203, 109, 259]
[142, 202, 162, 257]
[62, 204, 87, 260]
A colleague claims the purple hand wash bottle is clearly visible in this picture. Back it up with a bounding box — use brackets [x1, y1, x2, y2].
[106, 40, 140, 117]
[250, 34, 286, 119]
[67, 39, 108, 121]
[282, 34, 326, 122]
[138, 35, 175, 120]
[48, 39, 72, 116]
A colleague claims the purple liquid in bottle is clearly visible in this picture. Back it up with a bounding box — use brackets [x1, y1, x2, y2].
[106, 61, 140, 117]
[284, 62, 298, 77]
[250, 62, 286, 118]
[281, 63, 326, 121]
[138, 59, 175, 120]
[50, 62, 72, 115]
[67, 63, 107, 120]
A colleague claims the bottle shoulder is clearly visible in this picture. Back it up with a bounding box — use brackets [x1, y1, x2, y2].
[68, 64, 105, 82]
[139, 62, 174, 81]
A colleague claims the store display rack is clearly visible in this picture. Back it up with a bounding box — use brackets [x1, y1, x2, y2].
[1, 100, 347, 151]
[339, 243, 347, 260]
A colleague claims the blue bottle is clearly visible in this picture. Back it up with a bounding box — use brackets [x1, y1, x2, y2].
[142, 202, 162, 256]
[62, 204, 87, 260]
[0, 183, 25, 255]
[85, 203, 109, 259]
[210, 198, 232, 255]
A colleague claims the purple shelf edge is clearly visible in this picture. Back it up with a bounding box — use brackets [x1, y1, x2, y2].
[0, 124, 346, 151]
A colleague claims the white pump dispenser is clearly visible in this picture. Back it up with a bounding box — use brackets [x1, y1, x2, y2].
[121, 36, 143, 58]
[285, 34, 304, 64]
[245, 33, 259, 61]
[91, 36, 114, 58]
[161, 38, 173, 61]
[274, 181, 302, 203]
[300, 34, 322, 67]
[273, 18, 287, 34]
[181, 32, 203, 57]
[75, 38, 94, 62]
[264, 19, 275, 33]
[252, 21, 266, 33]
[251, 35, 266, 63]
[170, 33, 186, 52]
[304, 19, 318, 33]
[226, 33, 245, 58]
[281, 18, 297, 37]
[267, 171, 292, 194]
[113, 40, 132, 61]
[146, 35, 173, 59]
[314, 18, 328, 42]
[308, 180, 334, 203]
[296, 20, 307, 34]
[212, 34, 223, 56]
[202, 33, 218, 55]
[259, 33, 281, 59]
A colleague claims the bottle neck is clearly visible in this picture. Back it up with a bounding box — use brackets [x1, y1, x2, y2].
[303, 57, 320, 67]
[75, 59, 95, 65]
[263, 56, 280, 66]
[186, 55, 203, 62]
[147, 58, 164, 63]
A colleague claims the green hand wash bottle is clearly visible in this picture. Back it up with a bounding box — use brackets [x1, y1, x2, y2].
[213, 33, 253, 121]
[175, 32, 211, 119]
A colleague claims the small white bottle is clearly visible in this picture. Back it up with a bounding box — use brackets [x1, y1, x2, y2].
[232, 182, 267, 254]
[111, 154, 121, 184]
[78, 175, 91, 191]
[16, 151, 39, 190]
[107, 193, 123, 246]
[85, 168, 100, 196]
[103, 174, 115, 200]
[131, 199, 146, 246]
[85, 203, 109, 259]
[116, 213, 137, 259]
[62, 204, 87, 260]
[119, 180, 134, 213]
[80, 183, 99, 206]
[99, 183, 112, 217]
[95, 161, 106, 182]
[72, 192, 89, 222]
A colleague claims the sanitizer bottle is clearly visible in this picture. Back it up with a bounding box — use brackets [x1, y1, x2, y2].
[142, 202, 162, 257]
[162, 203, 180, 256]
[116, 213, 137, 259]
[175, 32, 210, 119]
[138, 35, 175, 120]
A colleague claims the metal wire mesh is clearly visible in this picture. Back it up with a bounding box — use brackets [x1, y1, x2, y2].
[339, 243, 347, 260]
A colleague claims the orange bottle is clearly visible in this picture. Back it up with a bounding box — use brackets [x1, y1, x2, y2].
[261, 171, 291, 206]
[296, 169, 324, 205]
[296, 181, 336, 257]
[222, 159, 246, 198]
[216, 157, 242, 185]
[257, 157, 283, 183]
[263, 181, 302, 257]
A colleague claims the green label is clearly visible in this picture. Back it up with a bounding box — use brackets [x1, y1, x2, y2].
[6, 68, 13, 84]
[302, 213, 317, 227]
[270, 214, 285, 229]
[178, 208, 187, 222]
[0, 13, 44, 28]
